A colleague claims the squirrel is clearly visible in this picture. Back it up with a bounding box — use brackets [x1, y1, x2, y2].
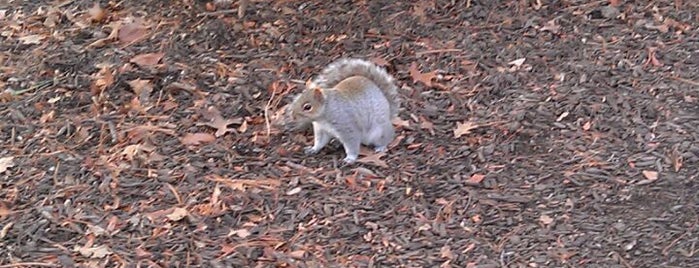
[283, 58, 400, 164]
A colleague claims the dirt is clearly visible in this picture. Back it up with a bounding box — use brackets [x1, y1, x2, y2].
[0, 0, 697, 267]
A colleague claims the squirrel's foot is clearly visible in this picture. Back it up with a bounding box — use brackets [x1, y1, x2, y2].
[304, 146, 320, 155]
[342, 155, 357, 164]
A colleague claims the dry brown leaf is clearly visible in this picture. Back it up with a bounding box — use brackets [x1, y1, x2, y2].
[119, 19, 149, 44]
[180, 133, 216, 146]
[0, 156, 15, 174]
[467, 173, 485, 184]
[392, 117, 410, 128]
[453, 121, 479, 138]
[230, 228, 251, 238]
[440, 245, 454, 259]
[76, 244, 112, 259]
[91, 66, 114, 96]
[540, 19, 560, 34]
[357, 152, 388, 168]
[198, 107, 242, 137]
[88, 3, 106, 22]
[539, 214, 554, 226]
[18, 34, 45, 45]
[286, 187, 302, 195]
[166, 207, 188, 221]
[130, 52, 164, 67]
[582, 121, 592, 131]
[508, 58, 526, 67]
[288, 250, 306, 259]
[127, 78, 153, 97]
[409, 62, 437, 88]
[419, 116, 435, 135]
[637, 170, 659, 185]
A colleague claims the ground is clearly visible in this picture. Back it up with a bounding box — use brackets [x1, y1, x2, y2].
[0, 0, 697, 267]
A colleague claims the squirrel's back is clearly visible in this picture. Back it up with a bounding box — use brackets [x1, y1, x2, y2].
[311, 58, 399, 118]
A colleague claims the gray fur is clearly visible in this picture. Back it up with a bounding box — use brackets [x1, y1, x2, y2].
[310, 58, 400, 118]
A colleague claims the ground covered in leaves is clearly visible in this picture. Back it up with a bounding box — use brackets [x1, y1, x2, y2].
[1, 0, 698, 267]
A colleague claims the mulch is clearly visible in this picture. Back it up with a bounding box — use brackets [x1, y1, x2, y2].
[0, 0, 697, 267]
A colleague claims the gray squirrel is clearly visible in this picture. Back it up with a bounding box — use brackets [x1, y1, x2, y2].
[282, 58, 400, 164]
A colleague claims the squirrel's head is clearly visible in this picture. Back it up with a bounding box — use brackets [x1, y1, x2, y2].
[288, 86, 326, 123]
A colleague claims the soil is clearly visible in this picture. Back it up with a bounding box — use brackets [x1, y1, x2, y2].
[0, 0, 697, 267]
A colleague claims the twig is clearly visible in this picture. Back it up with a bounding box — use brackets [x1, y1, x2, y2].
[668, 76, 699, 87]
[264, 84, 278, 137]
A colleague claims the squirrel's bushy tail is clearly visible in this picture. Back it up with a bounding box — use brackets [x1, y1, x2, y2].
[311, 58, 400, 118]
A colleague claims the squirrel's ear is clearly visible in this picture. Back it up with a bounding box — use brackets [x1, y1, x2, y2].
[312, 87, 324, 102]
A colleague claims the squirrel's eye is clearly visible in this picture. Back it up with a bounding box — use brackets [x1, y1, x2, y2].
[302, 103, 312, 111]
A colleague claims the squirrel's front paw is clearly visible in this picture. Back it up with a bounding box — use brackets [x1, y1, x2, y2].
[304, 146, 320, 155]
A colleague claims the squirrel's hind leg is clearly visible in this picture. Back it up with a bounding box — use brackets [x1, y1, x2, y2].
[369, 121, 395, 153]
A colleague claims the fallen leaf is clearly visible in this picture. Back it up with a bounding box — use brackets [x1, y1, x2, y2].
[392, 117, 410, 128]
[453, 121, 479, 138]
[119, 19, 149, 44]
[91, 66, 114, 96]
[229, 228, 251, 238]
[0, 156, 14, 174]
[198, 106, 242, 137]
[582, 121, 592, 131]
[88, 3, 106, 22]
[76, 245, 112, 259]
[18, 34, 45, 45]
[130, 52, 164, 67]
[166, 207, 188, 221]
[409, 62, 437, 88]
[286, 187, 302, 195]
[126, 78, 153, 98]
[467, 173, 485, 184]
[440, 245, 454, 259]
[419, 116, 435, 135]
[357, 152, 388, 168]
[540, 19, 560, 34]
[637, 170, 659, 185]
[539, 214, 554, 226]
[180, 133, 216, 146]
[508, 58, 526, 67]
[288, 250, 306, 259]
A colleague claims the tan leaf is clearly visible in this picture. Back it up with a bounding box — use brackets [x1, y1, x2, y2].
[288, 250, 305, 259]
[229, 228, 251, 238]
[286, 187, 302, 195]
[440, 245, 454, 259]
[180, 133, 216, 146]
[357, 152, 388, 168]
[127, 78, 153, 97]
[118, 19, 149, 44]
[122, 144, 141, 161]
[467, 173, 485, 184]
[76, 244, 112, 259]
[508, 58, 526, 67]
[18, 34, 45, 45]
[166, 207, 188, 221]
[0, 156, 14, 174]
[409, 62, 437, 88]
[91, 66, 114, 96]
[582, 121, 592, 131]
[392, 117, 410, 128]
[130, 52, 164, 67]
[88, 3, 106, 22]
[453, 121, 479, 138]
[637, 170, 659, 185]
[539, 214, 554, 226]
[198, 106, 242, 137]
